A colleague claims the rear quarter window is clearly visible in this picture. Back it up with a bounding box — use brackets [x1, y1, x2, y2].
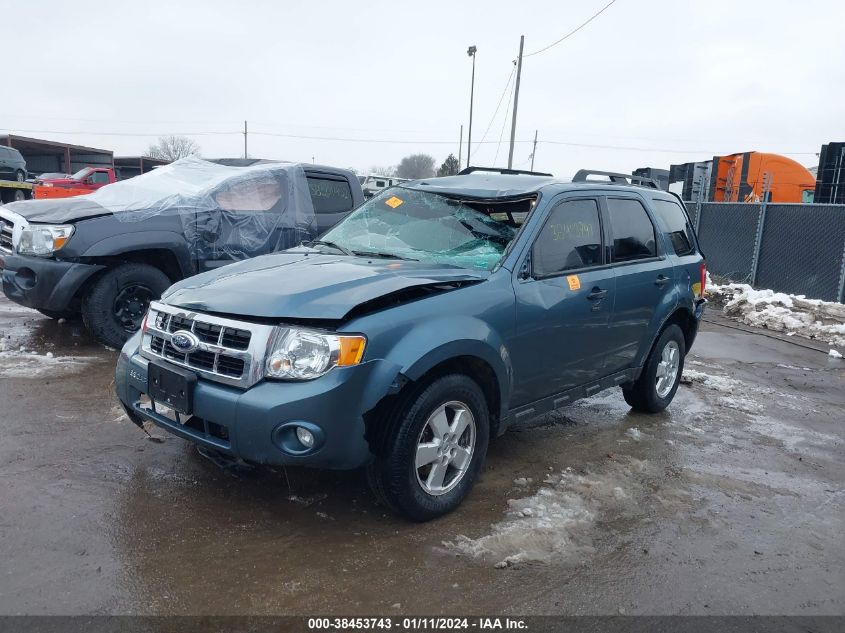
[606, 198, 657, 262]
[651, 198, 695, 256]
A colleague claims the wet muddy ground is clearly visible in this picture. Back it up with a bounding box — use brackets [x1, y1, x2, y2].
[0, 295, 842, 615]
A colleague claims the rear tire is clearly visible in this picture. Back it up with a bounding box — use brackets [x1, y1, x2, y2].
[15, 170, 25, 183]
[623, 324, 686, 413]
[82, 263, 171, 349]
[367, 374, 490, 521]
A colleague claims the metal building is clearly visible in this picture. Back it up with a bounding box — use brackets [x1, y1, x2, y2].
[0, 134, 113, 176]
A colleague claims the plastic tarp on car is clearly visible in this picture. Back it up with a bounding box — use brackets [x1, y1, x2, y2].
[9, 156, 318, 261]
[106, 156, 318, 261]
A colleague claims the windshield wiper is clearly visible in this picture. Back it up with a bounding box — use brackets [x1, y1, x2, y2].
[304, 240, 355, 256]
[353, 250, 418, 261]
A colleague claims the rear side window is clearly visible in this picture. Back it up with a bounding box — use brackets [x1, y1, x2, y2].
[307, 176, 354, 214]
[651, 198, 695, 256]
[606, 198, 657, 262]
[532, 199, 603, 277]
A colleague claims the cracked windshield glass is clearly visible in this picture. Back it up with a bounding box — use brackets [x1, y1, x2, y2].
[319, 188, 527, 270]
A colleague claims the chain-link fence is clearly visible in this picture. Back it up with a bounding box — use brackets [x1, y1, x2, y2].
[684, 201, 845, 303]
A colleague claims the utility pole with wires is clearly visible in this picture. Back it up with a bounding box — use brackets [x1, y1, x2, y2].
[507, 35, 524, 169]
[530, 129, 538, 171]
[243, 120, 248, 159]
[458, 125, 463, 168]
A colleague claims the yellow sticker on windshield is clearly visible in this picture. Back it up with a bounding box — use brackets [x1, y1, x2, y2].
[567, 274, 581, 291]
[385, 196, 404, 209]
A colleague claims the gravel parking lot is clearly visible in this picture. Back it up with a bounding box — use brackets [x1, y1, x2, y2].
[1, 295, 842, 616]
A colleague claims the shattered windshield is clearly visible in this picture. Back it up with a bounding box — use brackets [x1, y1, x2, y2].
[321, 187, 530, 270]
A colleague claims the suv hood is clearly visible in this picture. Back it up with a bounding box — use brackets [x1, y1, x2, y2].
[162, 252, 488, 321]
[4, 196, 110, 223]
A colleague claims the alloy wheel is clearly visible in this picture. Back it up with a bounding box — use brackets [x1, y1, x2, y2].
[655, 340, 680, 398]
[415, 401, 476, 496]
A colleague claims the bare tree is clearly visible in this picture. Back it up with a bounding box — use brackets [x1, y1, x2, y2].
[368, 165, 397, 177]
[146, 135, 201, 161]
[396, 154, 436, 179]
[437, 153, 461, 177]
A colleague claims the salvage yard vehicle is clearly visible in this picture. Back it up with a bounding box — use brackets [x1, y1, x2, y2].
[0, 180, 34, 204]
[0, 157, 363, 348]
[34, 166, 117, 199]
[0, 146, 28, 182]
[114, 167, 707, 521]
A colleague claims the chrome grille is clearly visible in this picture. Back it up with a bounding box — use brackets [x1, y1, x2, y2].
[140, 301, 276, 389]
[0, 217, 13, 254]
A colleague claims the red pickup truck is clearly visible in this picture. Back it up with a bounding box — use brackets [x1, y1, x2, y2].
[34, 167, 116, 199]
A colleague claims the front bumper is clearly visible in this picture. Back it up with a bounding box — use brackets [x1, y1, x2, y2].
[115, 336, 399, 470]
[0, 252, 103, 311]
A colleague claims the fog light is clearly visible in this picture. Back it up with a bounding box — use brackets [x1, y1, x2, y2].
[296, 426, 315, 449]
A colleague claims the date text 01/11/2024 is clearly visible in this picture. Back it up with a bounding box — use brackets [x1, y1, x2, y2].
[307, 617, 528, 630]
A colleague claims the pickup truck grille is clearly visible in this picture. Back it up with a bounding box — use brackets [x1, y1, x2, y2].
[0, 217, 14, 254]
[140, 301, 276, 389]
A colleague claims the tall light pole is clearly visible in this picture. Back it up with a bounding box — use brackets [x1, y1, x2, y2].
[466, 45, 477, 169]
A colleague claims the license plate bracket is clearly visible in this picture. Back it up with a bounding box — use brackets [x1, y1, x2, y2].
[148, 361, 196, 415]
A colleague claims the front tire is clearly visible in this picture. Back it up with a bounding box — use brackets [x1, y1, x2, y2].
[623, 324, 686, 413]
[15, 170, 25, 183]
[82, 263, 171, 349]
[367, 374, 490, 521]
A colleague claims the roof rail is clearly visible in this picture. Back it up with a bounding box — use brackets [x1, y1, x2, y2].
[572, 169, 659, 189]
[458, 166, 554, 177]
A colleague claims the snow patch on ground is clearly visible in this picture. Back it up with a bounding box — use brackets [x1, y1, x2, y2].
[0, 303, 38, 314]
[624, 427, 642, 441]
[445, 457, 660, 567]
[681, 368, 744, 393]
[708, 282, 845, 347]
[830, 349, 843, 359]
[0, 350, 98, 377]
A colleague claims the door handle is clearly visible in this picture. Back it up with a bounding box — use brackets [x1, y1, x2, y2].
[655, 274, 670, 287]
[587, 287, 608, 300]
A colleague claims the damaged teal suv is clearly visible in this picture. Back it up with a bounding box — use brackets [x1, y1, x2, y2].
[115, 168, 706, 521]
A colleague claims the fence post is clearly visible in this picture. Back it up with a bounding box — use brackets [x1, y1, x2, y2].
[838, 239, 845, 303]
[694, 187, 703, 234]
[749, 172, 772, 286]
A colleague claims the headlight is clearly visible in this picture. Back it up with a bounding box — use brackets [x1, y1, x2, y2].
[265, 328, 366, 380]
[17, 224, 75, 256]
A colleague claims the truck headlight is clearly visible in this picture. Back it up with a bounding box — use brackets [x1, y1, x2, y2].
[265, 328, 366, 380]
[17, 224, 74, 256]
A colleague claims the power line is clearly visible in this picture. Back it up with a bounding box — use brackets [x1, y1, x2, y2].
[472, 65, 516, 155]
[2, 127, 819, 155]
[524, 0, 618, 58]
[7, 128, 236, 137]
[493, 73, 516, 166]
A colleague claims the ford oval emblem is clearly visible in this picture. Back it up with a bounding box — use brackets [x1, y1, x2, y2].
[170, 330, 200, 353]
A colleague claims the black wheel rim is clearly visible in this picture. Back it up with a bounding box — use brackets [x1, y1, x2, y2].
[113, 284, 154, 332]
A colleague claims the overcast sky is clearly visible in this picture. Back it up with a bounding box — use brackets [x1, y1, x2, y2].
[2, 0, 842, 177]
